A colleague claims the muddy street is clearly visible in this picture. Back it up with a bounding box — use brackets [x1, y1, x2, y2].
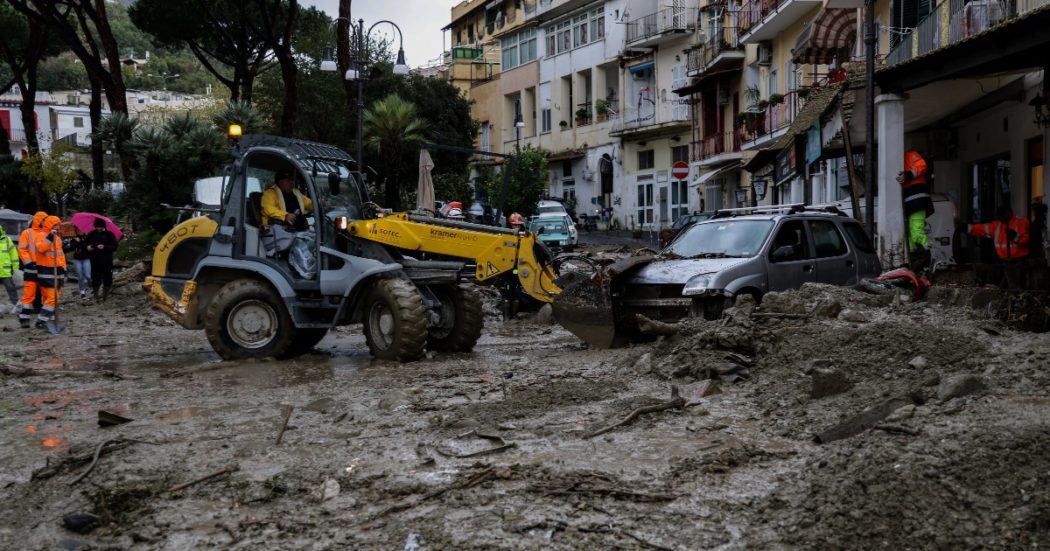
[1, 266, 1049, 549]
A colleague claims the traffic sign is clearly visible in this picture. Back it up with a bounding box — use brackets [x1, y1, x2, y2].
[671, 161, 690, 181]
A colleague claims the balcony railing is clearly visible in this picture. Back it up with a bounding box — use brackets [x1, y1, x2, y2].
[738, 0, 777, 36]
[886, 0, 1050, 65]
[693, 128, 746, 161]
[612, 105, 691, 134]
[626, 6, 699, 46]
[737, 91, 802, 143]
[687, 26, 744, 74]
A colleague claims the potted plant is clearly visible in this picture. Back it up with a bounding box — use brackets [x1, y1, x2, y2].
[559, 120, 569, 130]
[757, 99, 770, 110]
[768, 93, 784, 105]
[734, 112, 752, 128]
[595, 98, 609, 122]
[575, 107, 590, 126]
[796, 86, 812, 100]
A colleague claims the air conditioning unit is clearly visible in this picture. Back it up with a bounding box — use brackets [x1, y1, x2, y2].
[757, 42, 772, 65]
[583, 169, 596, 182]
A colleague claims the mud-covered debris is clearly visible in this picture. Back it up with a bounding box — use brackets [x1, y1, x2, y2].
[838, 309, 870, 323]
[404, 533, 422, 551]
[535, 304, 554, 325]
[62, 512, 100, 534]
[636, 314, 678, 336]
[682, 380, 721, 403]
[317, 478, 340, 502]
[937, 374, 986, 402]
[378, 391, 413, 411]
[812, 297, 843, 319]
[810, 369, 853, 399]
[884, 404, 916, 423]
[908, 356, 929, 369]
[761, 291, 808, 315]
[631, 353, 653, 374]
[97, 410, 133, 427]
[304, 397, 337, 413]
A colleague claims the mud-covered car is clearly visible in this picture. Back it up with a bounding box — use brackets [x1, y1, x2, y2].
[620, 208, 881, 322]
[530, 216, 574, 251]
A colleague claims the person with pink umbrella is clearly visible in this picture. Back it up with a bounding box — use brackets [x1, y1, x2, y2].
[85, 217, 118, 302]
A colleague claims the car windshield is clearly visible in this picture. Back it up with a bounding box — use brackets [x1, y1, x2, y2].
[531, 220, 567, 234]
[538, 205, 565, 214]
[665, 219, 774, 258]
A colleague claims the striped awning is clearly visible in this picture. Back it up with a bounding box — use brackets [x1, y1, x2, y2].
[792, 8, 857, 65]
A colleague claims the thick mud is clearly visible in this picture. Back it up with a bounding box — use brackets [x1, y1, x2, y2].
[1, 276, 1048, 549]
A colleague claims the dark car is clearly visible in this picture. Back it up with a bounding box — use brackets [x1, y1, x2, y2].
[620, 207, 882, 322]
[662, 212, 714, 247]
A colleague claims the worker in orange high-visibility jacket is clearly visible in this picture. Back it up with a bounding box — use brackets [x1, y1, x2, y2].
[33, 215, 66, 329]
[17, 211, 47, 329]
[967, 205, 1030, 261]
[897, 150, 935, 271]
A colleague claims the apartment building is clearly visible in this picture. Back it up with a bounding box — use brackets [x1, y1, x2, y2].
[442, 0, 507, 154]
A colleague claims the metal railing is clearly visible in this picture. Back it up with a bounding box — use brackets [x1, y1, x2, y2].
[687, 25, 744, 74]
[761, 91, 800, 134]
[693, 128, 746, 160]
[886, 0, 1050, 65]
[626, 6, 699, 45]
[612, 103, 690, 133]
[739, 0, 778, 35]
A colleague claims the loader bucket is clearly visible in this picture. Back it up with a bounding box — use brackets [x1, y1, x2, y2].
[552, 255, 653, 349]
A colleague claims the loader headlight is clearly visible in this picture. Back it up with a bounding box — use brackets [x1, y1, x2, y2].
[335, 216, 348, 231]
[682, 274, 715, 296]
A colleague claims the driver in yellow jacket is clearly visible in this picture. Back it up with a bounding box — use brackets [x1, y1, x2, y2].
[261, 169, 312, 231]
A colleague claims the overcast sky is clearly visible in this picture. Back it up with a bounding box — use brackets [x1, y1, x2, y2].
[302, 0, 460, 69]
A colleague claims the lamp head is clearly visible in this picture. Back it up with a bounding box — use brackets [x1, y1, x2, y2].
[393, 47, 410, 76]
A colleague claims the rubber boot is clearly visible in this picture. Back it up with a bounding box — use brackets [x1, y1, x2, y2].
[909, 247, 931, 274]
[101, 286, 110, 302]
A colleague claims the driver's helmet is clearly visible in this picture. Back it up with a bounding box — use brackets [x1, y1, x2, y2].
[509, 213, 525, 227]
[447, 207, 465, 220]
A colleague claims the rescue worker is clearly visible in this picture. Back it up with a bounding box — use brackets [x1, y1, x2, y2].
[0, 224, 20, 313]
[509, 212, 525, 231]
[17, 211, 47, 328]
[897, 150, 935, 271]
[33, 215, 66, 329]
[966, 205, 1030, 261]
[261, 169, 313, 230]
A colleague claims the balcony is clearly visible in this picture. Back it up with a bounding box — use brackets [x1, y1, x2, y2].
[739, 91, 802, 150]
[610, 107, 691, 138]
[738, 0, 822, 44]
[686, 26, 745, 79]
[626, 6, 699, 49]
[886, 0, 1050, 65]
[692, 128, 747, 166]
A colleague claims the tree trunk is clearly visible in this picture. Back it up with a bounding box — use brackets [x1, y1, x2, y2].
[278, 55, 297, 136]
[337, 0, 354, 113]
[16, 75, 46, 210]
[91, 0, 128, 114]
[88, 72, 104, 188]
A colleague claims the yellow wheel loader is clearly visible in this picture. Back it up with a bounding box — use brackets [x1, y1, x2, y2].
[144, 135, 574, 362]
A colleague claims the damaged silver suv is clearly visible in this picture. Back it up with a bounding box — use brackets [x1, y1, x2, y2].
[620, 205, 881, 322]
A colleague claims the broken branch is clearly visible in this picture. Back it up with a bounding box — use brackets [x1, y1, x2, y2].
[166, 466, 238, 494]
[275, 405, 293, 445]
[584, 386, 686, 439]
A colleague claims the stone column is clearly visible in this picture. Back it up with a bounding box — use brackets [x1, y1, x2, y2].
[876, 93, 907, 268]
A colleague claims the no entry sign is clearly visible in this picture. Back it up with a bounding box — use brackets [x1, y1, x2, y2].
[671, 161, 690, 181]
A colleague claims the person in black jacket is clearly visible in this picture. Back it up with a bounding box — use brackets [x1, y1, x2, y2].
[85, 217, 118, 302]
[69, 228, 91, 299]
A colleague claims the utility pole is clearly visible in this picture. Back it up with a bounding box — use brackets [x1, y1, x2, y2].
[864, 0, 876, 239]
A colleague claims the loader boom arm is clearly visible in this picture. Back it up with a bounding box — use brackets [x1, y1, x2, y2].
[345, 213, 561, 302]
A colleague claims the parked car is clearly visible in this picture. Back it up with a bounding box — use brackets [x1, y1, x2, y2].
[537, 200, 568, 216]
[532, 213, 578, 247]
[619, 207, 881, 323]
[662, 212, 714, 246]
[529, 217, 574, 251]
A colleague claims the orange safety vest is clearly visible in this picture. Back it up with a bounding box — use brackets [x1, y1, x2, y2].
[902, 151, 933, 217]
[33, 232, 66, 288]
[968, 215, 1030, 260]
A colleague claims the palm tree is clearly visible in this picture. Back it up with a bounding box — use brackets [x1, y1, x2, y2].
[364, 94, 426, 210]
[212, 100, 265, 135]
[92, 112, 139, 184]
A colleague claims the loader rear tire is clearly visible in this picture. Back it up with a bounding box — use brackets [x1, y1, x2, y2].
[205, 279, 295, 360]
[426, 284, 483, 353]
[363, 278, 427, 362]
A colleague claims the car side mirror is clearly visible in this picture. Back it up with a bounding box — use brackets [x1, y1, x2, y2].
[772, 245, 795, 261]
[327, 172, 341, 195]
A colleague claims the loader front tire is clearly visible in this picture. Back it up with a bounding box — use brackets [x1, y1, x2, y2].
[426, 284, 483, 353]
[205, 279, 295, 360]
[363, 278, 427, 362]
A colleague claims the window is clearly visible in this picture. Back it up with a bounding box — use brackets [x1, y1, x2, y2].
[842, 222, 875, 253]
[591, 7, 605, 40]
[808, 220, 848, 258]
[671, 181, 689, 220]
[541, 108, 552, 133]
[768, 69, 778, 96]
[638, 149, 655, 170]
[671, 145, 689, 164]
[573, 14, 588, 47]
[562, 160, 573, 177]
[546, 33, 556, 56]
[770, 220, 811, 262]
[501, 28, 537, 69]
[73, 117, 84, 128]
[481, 122, 491, 153]
[563, 182, 576, 202]
[557, 21, 571, 53]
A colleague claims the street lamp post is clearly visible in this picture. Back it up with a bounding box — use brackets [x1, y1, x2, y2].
[864, 0, 876, 239]
[321, 18, 410, 184]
